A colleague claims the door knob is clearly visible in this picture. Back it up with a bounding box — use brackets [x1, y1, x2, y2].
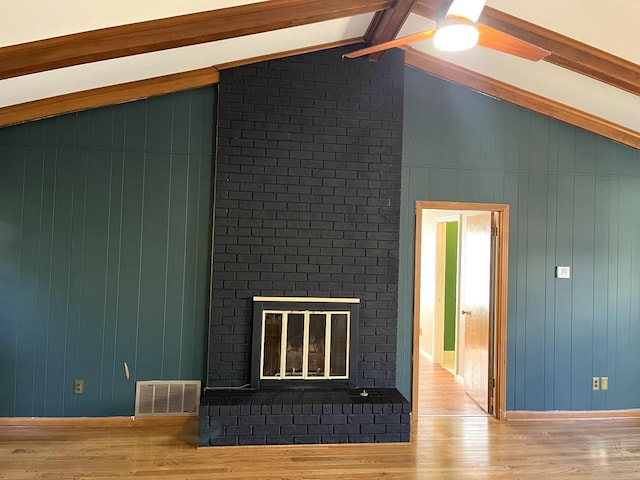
[461, 310, 470, 315]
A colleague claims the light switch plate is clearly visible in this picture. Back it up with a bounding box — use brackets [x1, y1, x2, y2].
[555, 266, 571, 279]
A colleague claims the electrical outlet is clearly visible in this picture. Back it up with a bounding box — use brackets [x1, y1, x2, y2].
[592, 377, 600, 390]
[600, 377, 608, 391]
[74, 379, 84, 395]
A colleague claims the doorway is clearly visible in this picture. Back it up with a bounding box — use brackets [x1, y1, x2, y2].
[412, 201, 509, 420]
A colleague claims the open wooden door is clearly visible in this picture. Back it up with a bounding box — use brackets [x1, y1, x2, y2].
[460, 212, 494, 413]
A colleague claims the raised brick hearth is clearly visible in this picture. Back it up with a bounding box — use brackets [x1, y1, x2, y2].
[198, 388, 410, 446]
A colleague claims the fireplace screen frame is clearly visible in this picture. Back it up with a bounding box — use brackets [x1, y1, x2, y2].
[251, 297, 360, 389]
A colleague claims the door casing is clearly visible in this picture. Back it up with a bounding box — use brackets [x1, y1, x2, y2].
[412, 201, 509, 420]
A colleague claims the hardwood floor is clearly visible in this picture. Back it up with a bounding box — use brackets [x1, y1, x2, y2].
[418, 354, 487, 416]
[2, 417, 640, 479]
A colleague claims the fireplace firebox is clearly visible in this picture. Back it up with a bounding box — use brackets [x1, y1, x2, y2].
[251, 297, 359, 389]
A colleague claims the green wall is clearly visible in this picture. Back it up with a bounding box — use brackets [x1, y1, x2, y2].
[443, 221, 458, 351]
[398, 67, 640, 411]
[0, 88, 214, 416]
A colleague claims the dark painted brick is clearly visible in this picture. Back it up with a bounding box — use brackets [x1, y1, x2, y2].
[347, 414, 374, 424]
[253, 425, 282, 436]
[333, 423, 361, 435]
[239, 436, 266, 445]
[308, 424, 334, 435]
[209, 45, 403, 403]
[293, 414, 320, 425]
[349, 434, 375, 444]
[208, 437, 238, 446]
[320, 415, 346, 425]
[224, 425, 252, 436]
[361, 423, 386, 434]
[375, 434, 402, 443]
[374, 413, 400, 423]
[238, 415, 266, 426]
[322, 435, 348, 444]
[281, 424, 309, 435]
[266, 415, 293, 425]
[386, 423, 411, 434]
[294, 435, 321, 444]
[266, 435, 294, 445]
[210, 415, 238, 427]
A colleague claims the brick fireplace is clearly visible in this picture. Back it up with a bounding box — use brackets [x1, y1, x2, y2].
[199, 45, 409, 446]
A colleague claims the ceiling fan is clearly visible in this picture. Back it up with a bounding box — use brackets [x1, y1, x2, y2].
[345, 0, 550, 61]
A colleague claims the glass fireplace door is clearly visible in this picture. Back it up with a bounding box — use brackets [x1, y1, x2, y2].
[260, 310, 349, 381]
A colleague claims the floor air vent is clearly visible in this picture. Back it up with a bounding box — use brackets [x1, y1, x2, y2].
[135, 380, 201, 416]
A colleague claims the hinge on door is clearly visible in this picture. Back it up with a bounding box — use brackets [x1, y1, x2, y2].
[490, 378, 495, 389]
[492, 226, 498, 237]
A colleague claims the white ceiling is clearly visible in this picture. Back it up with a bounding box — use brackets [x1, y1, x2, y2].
[1, 0, 639, 136]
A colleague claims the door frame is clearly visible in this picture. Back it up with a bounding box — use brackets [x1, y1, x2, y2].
[412, 201, 509, 420]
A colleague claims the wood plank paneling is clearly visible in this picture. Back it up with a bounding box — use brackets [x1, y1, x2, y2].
[553, 173, 574, 410]
[570, 175, 596, 410]
[543, 174, 558, 410]
[0, 87, 214, 417]
[404, 49, 640, 151]
[400, 68, 640, 411]
[523, 173, 546, 410]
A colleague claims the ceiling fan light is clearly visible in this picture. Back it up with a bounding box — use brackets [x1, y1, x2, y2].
[446, 0, 487, 23]
[433, 23, 479, 52]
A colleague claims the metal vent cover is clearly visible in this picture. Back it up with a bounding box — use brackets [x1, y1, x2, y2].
[135, 380, 201, 416]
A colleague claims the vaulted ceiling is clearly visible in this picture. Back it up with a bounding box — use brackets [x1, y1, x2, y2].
[2, 0, 638, 149]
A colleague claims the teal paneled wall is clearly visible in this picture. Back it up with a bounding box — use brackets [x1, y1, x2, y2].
[399, 67, 640, 410]
[0, 88, 214, 416]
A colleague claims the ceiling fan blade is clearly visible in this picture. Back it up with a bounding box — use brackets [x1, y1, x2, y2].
[476, 24, 550, 61]
[343, 30, 436, 59]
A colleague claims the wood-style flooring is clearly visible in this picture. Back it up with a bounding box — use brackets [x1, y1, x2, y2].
[2, 416, 640, 479]
[417, 354, 486, 416]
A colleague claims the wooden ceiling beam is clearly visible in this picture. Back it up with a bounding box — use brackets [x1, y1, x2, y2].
[413, 0, 640, 96]
[404, 47, 640, 150]
[0, 0, 391, 81]
[364, 0, 419, 61]
[0, 38, 367, 127]
[478, 9, 640, 97]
